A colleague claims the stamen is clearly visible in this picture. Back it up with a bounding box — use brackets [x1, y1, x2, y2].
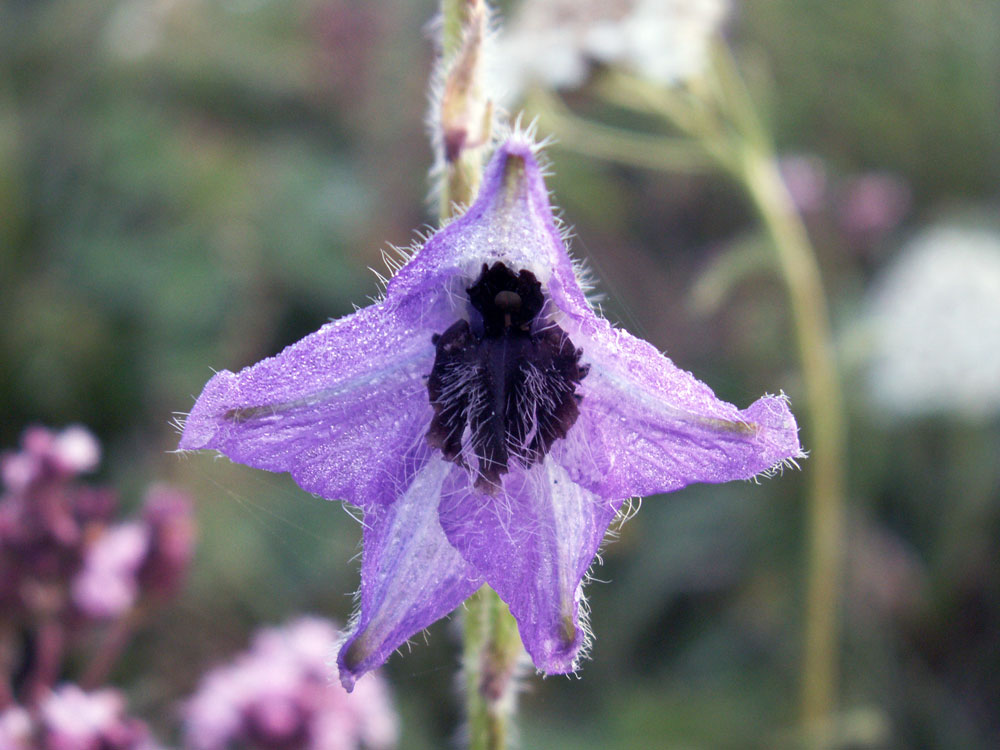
[427, 262, 588, 490]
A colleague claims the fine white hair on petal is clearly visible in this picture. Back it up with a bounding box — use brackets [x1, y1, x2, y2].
[866, 223, 1000, 420]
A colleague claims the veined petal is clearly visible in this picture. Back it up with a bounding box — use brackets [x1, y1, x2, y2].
[437, 459, 623, 674]
[389, 138, 591, 318]
[555, 316, 803, 500]
[337, 456, 483, 690]
[178, 295, 446, 508]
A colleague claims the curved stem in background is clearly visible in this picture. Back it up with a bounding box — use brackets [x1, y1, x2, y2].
[534, 52, 847, 744]
[528, 88, 713, 174]
[25, 617, 65, 707]
[710, 45, 846, 737]
[738, 143, 846, 737]
[0, 626, 14, 709]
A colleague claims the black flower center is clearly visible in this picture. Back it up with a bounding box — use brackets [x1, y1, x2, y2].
[427, 262, 589, 491]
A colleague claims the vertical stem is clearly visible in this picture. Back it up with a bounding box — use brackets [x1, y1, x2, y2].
[738, 144, 846, 738]
[463, 586, 524, 750]
[436, 4, 520, 748]
[0, 626, 14, 709]
[81, 607, 144, 689]
[438, 0, 488, 219]
[25, 618, 64, 707]
[441, 0, 467, 57]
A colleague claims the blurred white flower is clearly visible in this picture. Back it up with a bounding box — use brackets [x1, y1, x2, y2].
[104, 0, 188, 60]
[494, 0, 729, 101]
[50, 425, 102, 475]
[867, 224, 1000, 419]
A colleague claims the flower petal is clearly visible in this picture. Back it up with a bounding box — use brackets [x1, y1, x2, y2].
[389, 138, 591, 318]
[337, 456, 483, 691]
[437, 459, 622, 674]
[178, 297, 445, 508]
[555, 317, 803, 499]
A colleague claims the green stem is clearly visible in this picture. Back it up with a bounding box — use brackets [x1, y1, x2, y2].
[592, 51, 846, 741]
[437, 4, 521, 748]
[708, 48, 846, 737]
[463, 586, 524, 750]
[738, 143, 845, 737]
[527, 89, 712, 173]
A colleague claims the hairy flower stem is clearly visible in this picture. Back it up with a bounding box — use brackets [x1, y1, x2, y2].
[462, 586, 524, 750]
[438, 4, 522, 748]
[438, 0, 490, 218]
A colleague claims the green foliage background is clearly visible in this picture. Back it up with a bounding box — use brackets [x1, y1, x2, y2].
[2, 0, 998, 747]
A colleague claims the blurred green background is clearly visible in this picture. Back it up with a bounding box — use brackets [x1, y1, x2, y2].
[2, 0, 999, 747]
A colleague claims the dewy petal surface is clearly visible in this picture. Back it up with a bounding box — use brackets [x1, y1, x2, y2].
[437, 459, 622, 673]
[387, 139, 591, 319]
[554, 315, 802, 500]
[337, 456, 482, 690]
[178, 295, 446, 509]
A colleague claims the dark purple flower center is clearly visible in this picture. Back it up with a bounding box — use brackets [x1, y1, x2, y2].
[427, 262, 589, 492]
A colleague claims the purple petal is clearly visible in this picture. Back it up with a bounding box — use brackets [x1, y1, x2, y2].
[555, 316, 803, 500]
[337, 456, 483, 690]
[438, 459, 623, 674]
[388, 139, 591, 318]
[179, 297, 445, 508]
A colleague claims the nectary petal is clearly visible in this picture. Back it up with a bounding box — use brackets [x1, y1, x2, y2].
[337, 456, 483, 691]
[555, 317, 803, 499]
[437, 458, 622, 674]
[178, 296, 445, 509]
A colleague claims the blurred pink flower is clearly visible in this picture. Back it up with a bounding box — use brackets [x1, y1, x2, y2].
[838, 172, 910, 245]
[778, 154, 828, 215]
[71, 522, 149, 620]
[1, 426, 101, 492]
[39, 684, 160, 750]
[0, 705, 33, 750]
[184, 617, 397, 750]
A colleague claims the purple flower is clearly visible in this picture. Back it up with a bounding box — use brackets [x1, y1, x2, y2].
[183, 617, 397, 750]
[178, 135, 802, 689]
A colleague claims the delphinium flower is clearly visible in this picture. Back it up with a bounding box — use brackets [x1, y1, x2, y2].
[178, 132, 802, 689]
[183, 617, 397, 750]
[866, 223, 1000, 420]
[493, 0, 729, 100]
